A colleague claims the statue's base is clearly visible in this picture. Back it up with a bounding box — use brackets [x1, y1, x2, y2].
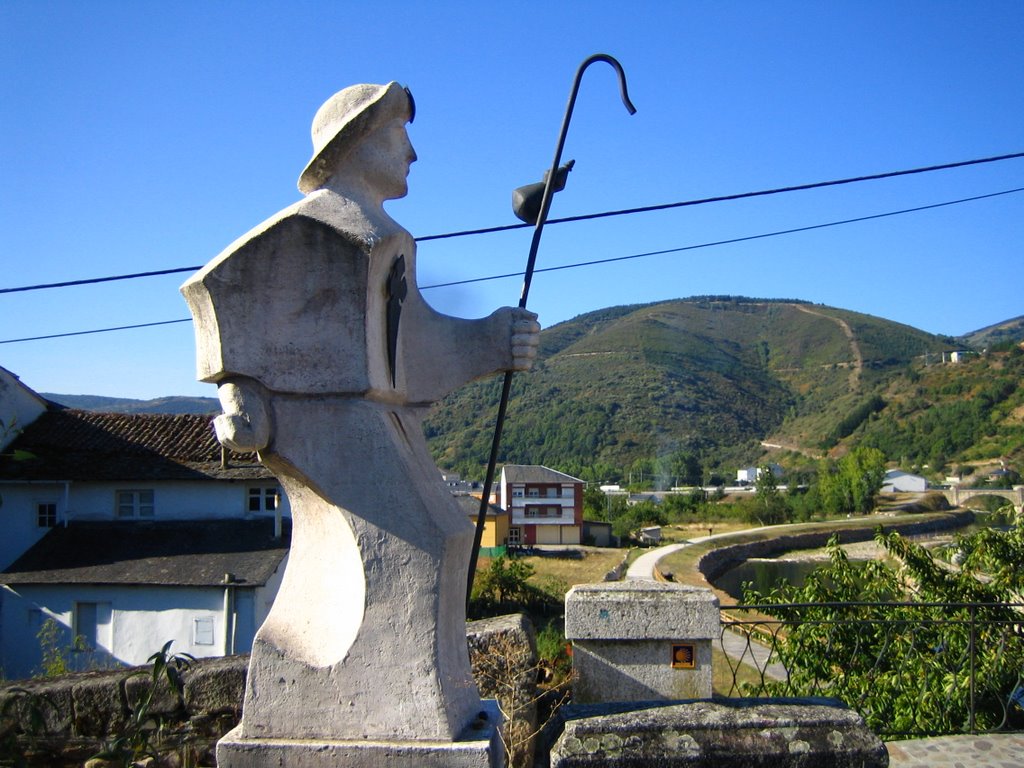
[216, 700, 504, 768]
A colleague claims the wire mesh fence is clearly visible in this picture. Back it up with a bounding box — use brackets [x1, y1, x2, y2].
[718, 602, 1024, 739]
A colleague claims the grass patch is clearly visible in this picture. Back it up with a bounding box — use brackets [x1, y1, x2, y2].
[517, 549, 628, 593]
[711, 647, 767, 697]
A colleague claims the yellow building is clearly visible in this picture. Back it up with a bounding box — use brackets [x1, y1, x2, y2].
[458, 495, 510, 550]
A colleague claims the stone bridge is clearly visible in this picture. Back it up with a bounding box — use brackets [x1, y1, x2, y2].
[943, 485, 1024, 513]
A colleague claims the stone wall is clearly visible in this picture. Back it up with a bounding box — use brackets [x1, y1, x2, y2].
[542, 698, 888, 767]
[696, 511, 974, 583]
[1, 615, 539, 767]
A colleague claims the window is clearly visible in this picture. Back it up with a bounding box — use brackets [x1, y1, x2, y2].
[74, 601, 112, 651]
[117, 490, 154, 518]
[546, 487, 560, 498]
[193, 617, 215, 646]
[507, 527, 521, 545]
[527, 488, 540, 498]
[248, 486, 280, 513]
[37, 502, 57, 527]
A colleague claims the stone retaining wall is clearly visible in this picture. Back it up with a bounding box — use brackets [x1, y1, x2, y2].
[697, 511, 974, 584]
[1, 615, 539, 767]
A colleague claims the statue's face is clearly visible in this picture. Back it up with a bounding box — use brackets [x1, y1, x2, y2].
[355, 118, 418, 201]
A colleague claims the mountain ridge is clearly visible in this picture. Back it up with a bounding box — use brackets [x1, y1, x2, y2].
[38, 297, 1022, 480]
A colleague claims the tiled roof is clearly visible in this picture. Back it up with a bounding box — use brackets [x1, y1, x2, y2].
[1, 519, 289, 587]
[0, 408, 271, 482]
[501, 465, 583, 484]
[455, 495, 506, 517]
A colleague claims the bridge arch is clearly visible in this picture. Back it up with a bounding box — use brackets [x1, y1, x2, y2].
[944, 485, 1024, 514]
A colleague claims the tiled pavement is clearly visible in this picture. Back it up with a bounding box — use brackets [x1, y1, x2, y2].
[885, 733, 1024, 767]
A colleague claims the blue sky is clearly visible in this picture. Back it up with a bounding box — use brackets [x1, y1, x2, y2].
[2, 1, 1022, 399]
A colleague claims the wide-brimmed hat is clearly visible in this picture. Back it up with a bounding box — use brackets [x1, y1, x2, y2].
[297, 82, 415, 194]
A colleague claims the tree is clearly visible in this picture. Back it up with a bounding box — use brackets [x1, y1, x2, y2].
[582, 485, 610, 521]
[473, 556, 535, 607]
[752, 466, 789, 525]
[815, 446, 886, 515]
[742, 522, 1024, 736]
[611, 501, 666, 540]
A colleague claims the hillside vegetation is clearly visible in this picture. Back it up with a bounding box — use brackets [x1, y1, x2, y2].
[40, 297, 1022, 485]
[425, 297, 970, 480]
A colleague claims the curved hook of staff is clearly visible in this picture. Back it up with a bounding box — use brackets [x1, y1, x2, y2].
[519, 53, 637, 309]
[467, 54, 637, 608]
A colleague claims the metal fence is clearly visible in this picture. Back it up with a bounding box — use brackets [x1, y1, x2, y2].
[718, 602, 1024, 739]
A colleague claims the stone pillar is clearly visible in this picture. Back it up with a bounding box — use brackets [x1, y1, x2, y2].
[564, 582, 719, 703]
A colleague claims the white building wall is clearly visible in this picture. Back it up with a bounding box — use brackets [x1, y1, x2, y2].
[0, 479, 290, 570]
[237, 552, 288, 652]
[62, 479, 290, 523]
[0, 581, 273, 681]
[0, 482, 69, 571]
[0, 368, 47, 452]
[881, 471, 927, 494]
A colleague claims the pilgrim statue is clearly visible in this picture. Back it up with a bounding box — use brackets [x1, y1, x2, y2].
[182, 82, 539, 750]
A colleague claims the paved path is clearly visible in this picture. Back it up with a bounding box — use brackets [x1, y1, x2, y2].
[626, 541, 691, 580]
[885, 733, 1024, 766]
[627, 537, 788, 681]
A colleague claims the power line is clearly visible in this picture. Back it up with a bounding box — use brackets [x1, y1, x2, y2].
[0, 319, 192, 345]
[421, 186, 1024, 289]
[4, 185, 1020, 345]
[2, 151, 1022, 295]
[0, 267, 200, 295]
[416, 150, 1024, 242]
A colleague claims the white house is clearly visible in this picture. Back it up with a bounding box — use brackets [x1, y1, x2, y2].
[881, 469, 928, 494]
[2, 519, 287, 676]
[0, 381, 291, 680]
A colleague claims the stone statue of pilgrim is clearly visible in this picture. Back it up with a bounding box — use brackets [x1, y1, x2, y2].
[182, 83, 539, 744]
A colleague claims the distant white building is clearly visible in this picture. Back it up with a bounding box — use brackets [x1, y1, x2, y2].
[942, 350, 971, 364]
[736, 464, 783, 484]
[639, 526, 662, 545]
[881, 470, 928, 494]
[439, 470, 477, 495]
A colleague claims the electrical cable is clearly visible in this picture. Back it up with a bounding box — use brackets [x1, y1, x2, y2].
[416, 150, 1024, 242]
[2, 151, 1021, 295]
[3, 185, 1020, 345]
[421, 186, 1024, 289]
[0, 319, 192, 345]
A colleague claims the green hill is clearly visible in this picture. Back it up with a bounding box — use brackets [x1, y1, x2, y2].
[41, 393, 219, 415]
[424, 297, 956, 479]
[959, 315, 1024, 350]
[42, 297, 1021, 484]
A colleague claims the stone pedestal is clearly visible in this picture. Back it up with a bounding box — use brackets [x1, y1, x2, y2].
[564, 582, 719, 703]
[217, 699, 503, 768]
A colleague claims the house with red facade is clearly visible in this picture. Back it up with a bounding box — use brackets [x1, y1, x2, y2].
[498, 465, 583, 546]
